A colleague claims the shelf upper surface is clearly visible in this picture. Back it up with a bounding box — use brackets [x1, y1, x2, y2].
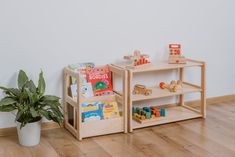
[113, 60, 203, 73]
[132, 83, 202, 102]
[133, 106, 202, 129]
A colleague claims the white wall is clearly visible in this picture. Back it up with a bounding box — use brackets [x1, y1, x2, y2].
[0, 0, 235, 128]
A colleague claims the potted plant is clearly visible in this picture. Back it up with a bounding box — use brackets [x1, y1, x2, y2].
[0, 70, 63, 147]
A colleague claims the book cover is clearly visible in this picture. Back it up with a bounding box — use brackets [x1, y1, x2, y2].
[68, 62, 95, 84]
[81, 102, 104, 122]
[70, 82, 94, 99]
[86, 66, 113, 96]
[102, 101, 120, 119]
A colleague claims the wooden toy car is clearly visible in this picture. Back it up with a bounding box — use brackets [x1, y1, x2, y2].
[133, 84, 152, 96]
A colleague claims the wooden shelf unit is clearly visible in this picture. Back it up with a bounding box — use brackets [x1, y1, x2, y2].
[113, 59, 206, 132]
[63, 65, 128, 140]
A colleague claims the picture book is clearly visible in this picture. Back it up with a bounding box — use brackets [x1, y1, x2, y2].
[81, 102, 104, 122]
[68, 62, 95, 83]
[81, 82, 94, 98]
[70, 84, 77, 99]
[86, 66, 113, 96]
[102, 101, 120, 119]
[70, 82, 94, 98]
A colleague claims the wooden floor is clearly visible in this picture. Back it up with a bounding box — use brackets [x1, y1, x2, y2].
[1, 101, 235, 157]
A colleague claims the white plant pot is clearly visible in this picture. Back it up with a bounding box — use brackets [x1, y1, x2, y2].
[16, 120, 41, 147]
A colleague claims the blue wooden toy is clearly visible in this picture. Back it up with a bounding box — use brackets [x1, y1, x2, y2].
[160, 108, 166, 117]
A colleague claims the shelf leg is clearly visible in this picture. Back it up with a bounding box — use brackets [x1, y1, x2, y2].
[128, 70, 133, 132]
[201, 63, 206, 118]
[123, 70, 128, 133]
[179, 67, 185, 106]
[63, 72, 69, 127]
[76, 76, 82, 141]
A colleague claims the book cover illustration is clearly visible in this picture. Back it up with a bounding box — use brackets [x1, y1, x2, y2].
[81, 102, 104, 122]
[86, 66, 113, 96]
[102, 101, 120, 119]
[68, 62, 95, 84]
[81, 82, 94, 98]
[70, 82, 94, 98]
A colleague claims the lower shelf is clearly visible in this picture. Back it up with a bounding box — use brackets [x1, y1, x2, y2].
[132, 106, 202, 129]
[81, 117, 124, 138]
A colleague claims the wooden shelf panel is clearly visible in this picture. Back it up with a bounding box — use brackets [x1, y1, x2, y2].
[81, 117, 124, 138]
[67, 94, 119, 105]
[133, 106, 202, 129]
[132, 82, 202, 102]
[114, 60, 203, 73]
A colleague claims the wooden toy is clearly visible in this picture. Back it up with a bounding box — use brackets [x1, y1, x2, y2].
[168, 44, 186, 64]
[133, 106, 166, 123]
[150, 107, 161, 117]
[159, 82, 166, 89]
[124, 50, 151, 69]
[160, 108, 166, 117]
[133, 84, 152, 96]
[159, 80, 183, 92]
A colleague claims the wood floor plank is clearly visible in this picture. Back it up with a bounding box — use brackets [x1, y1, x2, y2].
[154, 122, 235, 157]
[94, 133, 150, 157]
[43, 128, 111, 157]
[150, 126, 216, 157]
[0, 101, 235, 157]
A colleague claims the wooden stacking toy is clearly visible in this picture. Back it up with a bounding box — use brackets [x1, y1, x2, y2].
[124, 50, 151, 68]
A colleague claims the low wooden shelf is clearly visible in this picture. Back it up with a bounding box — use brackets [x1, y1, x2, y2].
[112, 59, 206, 132]
[132, 106, 202, 129]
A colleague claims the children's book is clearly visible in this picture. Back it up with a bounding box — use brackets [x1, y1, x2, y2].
[81, 82, 94, 98]
[81, 102, 104, 122]
[102, 101, 120, 119]
[86, 66, 113, 96]
[70, 84, 77, 99]
[68, 62, 95, 84]
[70, 82, 94, 98]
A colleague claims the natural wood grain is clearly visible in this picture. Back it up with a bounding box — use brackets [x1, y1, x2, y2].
[0, 122, 60, 137]
[131, 82, 201, 102]
[64, 66, 128, 140]
[132, 106, 202, 128]
[0, 101, 235, 157]
[115, 60, 203, 73]
[125, 59, 206, 132]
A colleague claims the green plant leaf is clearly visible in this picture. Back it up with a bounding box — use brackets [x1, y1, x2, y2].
[42, 95, 60, 102]
[0, 87, 20, 97]
[30, 108, 39, 118]
[37, 71, 45, 95]
[0, 105, 16, 112]
[0, 97, 16, 106]
[15, 110, 23, 122]
[18, 70, 29, 90]
[25, 80, 37, 93]
[39, 110, 51, 120]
